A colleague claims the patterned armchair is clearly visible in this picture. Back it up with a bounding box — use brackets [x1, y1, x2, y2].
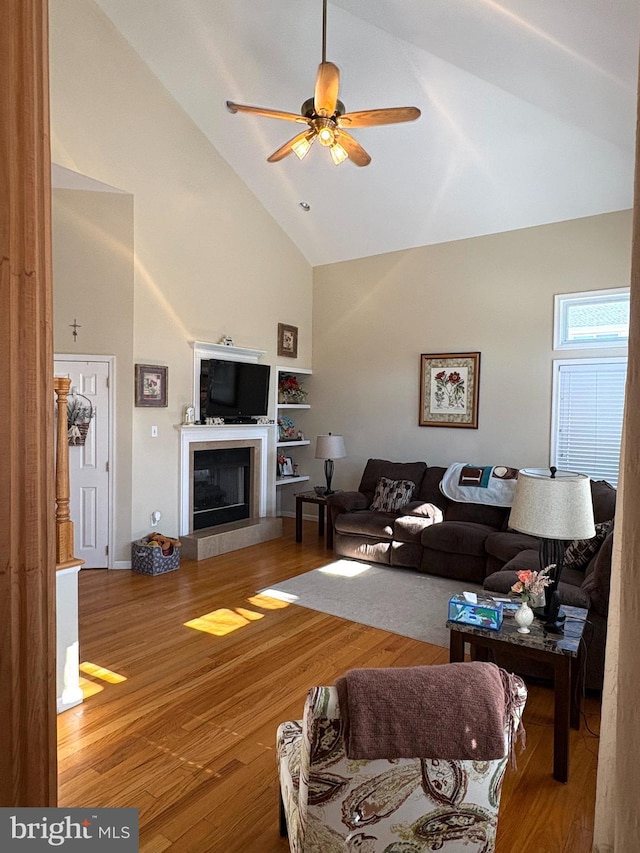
[277, 671, 527, 853]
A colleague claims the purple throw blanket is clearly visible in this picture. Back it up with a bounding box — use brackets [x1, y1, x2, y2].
[335, 662, 521, 761]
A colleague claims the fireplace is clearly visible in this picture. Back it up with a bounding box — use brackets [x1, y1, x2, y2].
[192, 447, 251, 530]
[180, 426, 272, 539]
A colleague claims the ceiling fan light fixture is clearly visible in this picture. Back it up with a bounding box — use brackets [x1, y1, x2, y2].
[316, 119, 336, 146]
[329, 142, 349, 165]
[292, 133, 315, 160]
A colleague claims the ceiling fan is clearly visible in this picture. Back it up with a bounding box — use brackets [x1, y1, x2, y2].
[226, 0, 421, 167]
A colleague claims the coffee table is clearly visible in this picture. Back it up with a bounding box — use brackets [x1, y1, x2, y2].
[447, 603, 588, 783]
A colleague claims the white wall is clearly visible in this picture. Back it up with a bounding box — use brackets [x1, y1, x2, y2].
[49, 0, 313, 546]
[308, 211, 632, 494]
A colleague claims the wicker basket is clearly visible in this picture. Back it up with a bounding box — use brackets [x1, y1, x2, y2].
[68, 420, 91, 446]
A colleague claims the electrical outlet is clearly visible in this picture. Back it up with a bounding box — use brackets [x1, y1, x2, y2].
[151, 425, 158, 437]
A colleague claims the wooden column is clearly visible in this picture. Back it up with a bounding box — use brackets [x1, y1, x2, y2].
[0, 0, 57, 806]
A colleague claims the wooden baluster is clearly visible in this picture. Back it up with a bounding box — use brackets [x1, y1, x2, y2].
[54, 377, 83, 569]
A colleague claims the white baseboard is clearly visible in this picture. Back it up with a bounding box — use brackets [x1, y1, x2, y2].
[112, 561, 132, 570]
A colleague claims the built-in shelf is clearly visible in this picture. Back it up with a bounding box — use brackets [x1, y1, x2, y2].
[276, 366, 312, 494]
[277, 403, 311, 410]
[276, 475, 310, 486]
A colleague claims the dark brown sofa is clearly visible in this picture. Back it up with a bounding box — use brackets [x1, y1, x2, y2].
[328, 459, 616, 690]
[328, 459, 511, 583]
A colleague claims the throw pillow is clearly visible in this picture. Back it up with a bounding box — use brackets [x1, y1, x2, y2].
[370, 477, 415, 513]
[563, 520, 612, 572]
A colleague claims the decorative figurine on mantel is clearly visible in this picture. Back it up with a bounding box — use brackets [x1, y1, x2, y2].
[219, 335, 234, 347]
[183, 405, 196, 425]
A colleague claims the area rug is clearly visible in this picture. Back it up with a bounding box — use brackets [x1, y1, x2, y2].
[259, 560, 485, 649]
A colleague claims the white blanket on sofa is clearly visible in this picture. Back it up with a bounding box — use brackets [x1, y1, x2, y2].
[440, 463, 519, 507]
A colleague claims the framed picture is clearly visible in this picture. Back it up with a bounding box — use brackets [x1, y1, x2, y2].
[419, 352, 480, 428]
[277, 323, 298, 359]
[135, 364, 168, 407]
[281, 456, 294, 477]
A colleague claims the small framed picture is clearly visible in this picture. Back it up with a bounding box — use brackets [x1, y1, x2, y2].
[135, 364, 168, 407]
[278, 323, 298, 359]
[282, 456, 294, 477]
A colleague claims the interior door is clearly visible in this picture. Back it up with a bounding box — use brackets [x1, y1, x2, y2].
[54, 359, 110, 568]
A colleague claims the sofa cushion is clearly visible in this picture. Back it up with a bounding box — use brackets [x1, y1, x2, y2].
[590, 479, 616, 524]
[563, 520, 612, 571]
[357, 459, 428, 504]
[421, 521, 498, 557]
[415, 466, 448, 508]
[444, 500, 509, 528]
[393, 512, 440, 544]
[485, 530, 539, 564]
[370, 477, 416, 512]
[582, 529, 614, 616]
[334, 510, 395, 540]
[403, 501, 444, 521]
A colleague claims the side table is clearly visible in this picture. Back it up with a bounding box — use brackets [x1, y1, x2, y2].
[447, 604, 588, 783]
[295, 490, 340, 545]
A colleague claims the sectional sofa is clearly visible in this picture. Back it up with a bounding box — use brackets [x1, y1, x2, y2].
[327, 458, 616, 689]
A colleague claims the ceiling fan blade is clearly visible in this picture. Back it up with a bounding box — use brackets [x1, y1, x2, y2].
[314, 62, 340, 116]
[338, 106, 421, 128]
[336, 131, 371, 167]
[226, 101, 307, 123]
[267, 130, 316, 163]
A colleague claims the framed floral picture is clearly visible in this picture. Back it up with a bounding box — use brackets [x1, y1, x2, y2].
[419, 352, 480, 428]
[277, 323, 298, 358]
[135, 364, 168, 407]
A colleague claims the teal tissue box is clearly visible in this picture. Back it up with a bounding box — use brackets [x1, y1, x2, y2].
[448, 594, 504, 630]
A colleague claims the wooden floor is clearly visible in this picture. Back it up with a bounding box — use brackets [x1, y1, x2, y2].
[57, 519, 601, 852]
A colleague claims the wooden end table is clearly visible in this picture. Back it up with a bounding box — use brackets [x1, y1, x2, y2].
[447, 603, 588, 783]
[295, 490, 340, 545]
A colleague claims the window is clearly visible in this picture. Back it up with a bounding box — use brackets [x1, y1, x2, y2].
[554, 288, 630, 349]
[551, 358, 627, 487]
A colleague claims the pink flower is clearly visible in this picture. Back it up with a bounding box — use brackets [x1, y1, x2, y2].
[511, 566, 553, 599]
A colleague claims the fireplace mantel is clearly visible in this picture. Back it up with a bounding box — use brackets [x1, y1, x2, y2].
[178, 424, 273, 536]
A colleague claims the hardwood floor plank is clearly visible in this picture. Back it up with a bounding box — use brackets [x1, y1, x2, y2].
[58, 519, 599, 852]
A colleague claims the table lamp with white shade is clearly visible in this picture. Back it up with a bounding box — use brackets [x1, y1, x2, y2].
[315, 433, 346, 495]
[508, 467, 595, 632]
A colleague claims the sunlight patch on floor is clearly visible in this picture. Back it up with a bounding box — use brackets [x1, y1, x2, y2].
[257, 588, 299, 604]
[318, 560, 372, 578]
[78, 676, 104, 699]
[185, 607, 265, 636]
[247, 593, 291, 609]
[79, 661, 127, 683]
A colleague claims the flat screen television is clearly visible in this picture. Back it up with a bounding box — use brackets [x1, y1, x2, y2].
[199, 359, 270, 420]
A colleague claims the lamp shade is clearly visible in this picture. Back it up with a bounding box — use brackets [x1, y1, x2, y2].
[315, 434, 346, 460]
[509, 469, 595, 540]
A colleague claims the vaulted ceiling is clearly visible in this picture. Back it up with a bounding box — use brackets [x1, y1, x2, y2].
[91, 0, 640, 266]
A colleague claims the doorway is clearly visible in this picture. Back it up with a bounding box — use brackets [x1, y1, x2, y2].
[54, 355, 114, 568]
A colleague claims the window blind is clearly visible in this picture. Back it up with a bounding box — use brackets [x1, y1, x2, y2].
[554, 360, 627, 487]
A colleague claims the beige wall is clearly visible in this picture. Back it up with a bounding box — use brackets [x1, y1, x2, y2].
[52, 187, 134, 562]
[309, 211, 632, 494]
[49, 0, 312, 551]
